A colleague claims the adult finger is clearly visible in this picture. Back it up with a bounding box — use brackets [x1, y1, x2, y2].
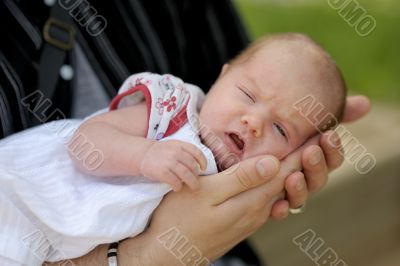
[270, 199, 290, 220]
[301, 145, 328, 193]
[342, 95, 371, 123]
[203, 155, 280, 205]
[181, 143, 208, 172]
[220, 185, 286, 230]
[283, 133, 321, 174]
[320, 130, 344, 171]
[284, 171, 308, 208]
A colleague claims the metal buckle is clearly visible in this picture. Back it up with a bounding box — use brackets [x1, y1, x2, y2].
[43, 17, 75, 50]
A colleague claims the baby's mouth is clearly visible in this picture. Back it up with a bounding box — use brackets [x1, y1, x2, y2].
[212, 132, 245, 171]
[228, 133, 245, 152]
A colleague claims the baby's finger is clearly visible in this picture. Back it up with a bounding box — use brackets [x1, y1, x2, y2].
[178, 153, 202, 176]
[181, 143, 207, 172]
[164, 170, 183, 192]
[172, 163, 200, 191]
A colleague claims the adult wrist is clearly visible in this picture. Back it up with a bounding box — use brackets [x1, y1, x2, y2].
[117, 234, 180, 266]
[117, 237, 150, 266]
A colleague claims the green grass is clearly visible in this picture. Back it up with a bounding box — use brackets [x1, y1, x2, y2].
[234, 0, 400, 104]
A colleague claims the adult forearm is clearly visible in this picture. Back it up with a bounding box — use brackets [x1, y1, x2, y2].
[45, 236, 178, 266]
[68, 121, 154, 177]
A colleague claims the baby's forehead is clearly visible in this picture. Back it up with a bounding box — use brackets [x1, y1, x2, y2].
[255, 44, 342, 116]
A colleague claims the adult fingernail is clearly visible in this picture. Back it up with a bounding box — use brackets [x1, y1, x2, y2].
[328, 132, 340, 148]
[256, 157, 278, 177]
[309, 151, 322, 166]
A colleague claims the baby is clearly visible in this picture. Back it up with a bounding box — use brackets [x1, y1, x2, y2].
[0, 33, 346, 264]
[72, 32, 346, 191]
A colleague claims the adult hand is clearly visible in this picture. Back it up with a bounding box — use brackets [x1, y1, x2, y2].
[270, 95, 371, 220]
[132, 132, 343, 265]
[118, 155, 284, 265]
[115, 132, 343, 265]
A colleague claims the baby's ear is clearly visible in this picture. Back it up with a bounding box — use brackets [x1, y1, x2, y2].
[219, 64, 230, 77]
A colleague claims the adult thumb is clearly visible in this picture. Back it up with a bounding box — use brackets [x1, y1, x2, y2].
[204, 155, 280, 205]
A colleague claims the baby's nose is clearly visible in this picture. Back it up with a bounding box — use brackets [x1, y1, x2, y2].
[241, 116, 263, 137]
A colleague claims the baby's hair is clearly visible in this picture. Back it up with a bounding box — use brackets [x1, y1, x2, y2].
[229, 33, 347, 129]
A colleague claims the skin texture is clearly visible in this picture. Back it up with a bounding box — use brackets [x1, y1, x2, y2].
[199, 40, 344, 172]
[46, 95, 371, 266]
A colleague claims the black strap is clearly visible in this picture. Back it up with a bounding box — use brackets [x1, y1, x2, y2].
[38, 2, 75, 102]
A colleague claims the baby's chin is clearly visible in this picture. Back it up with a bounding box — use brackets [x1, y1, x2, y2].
[217, 156, 239, 172]
[208, 144, 240, 172]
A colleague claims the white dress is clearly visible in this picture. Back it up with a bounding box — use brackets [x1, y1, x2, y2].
[0, 73, 217, 265]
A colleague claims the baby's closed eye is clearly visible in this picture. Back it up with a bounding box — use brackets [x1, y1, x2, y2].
[273, 122, 287, 139]
[237, 86, 255, 103]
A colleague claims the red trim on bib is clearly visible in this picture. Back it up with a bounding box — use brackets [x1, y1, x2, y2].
[109, 84, 152, 137]
[164, 97, 189, 138]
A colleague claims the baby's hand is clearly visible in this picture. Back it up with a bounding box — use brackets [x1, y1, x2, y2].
[140, 140, 208, 191]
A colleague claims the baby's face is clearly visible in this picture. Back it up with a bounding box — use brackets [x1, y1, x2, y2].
[199, 43, 335, 170]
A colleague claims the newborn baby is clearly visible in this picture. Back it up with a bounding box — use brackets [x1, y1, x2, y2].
[74, 32, 346, 191]
[0, 33, 346, 264]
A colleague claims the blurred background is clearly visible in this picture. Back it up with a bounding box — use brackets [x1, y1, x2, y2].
[232, 0, 400, 265]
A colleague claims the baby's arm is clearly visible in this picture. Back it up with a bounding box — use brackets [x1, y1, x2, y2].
[68, 102, 207, 191]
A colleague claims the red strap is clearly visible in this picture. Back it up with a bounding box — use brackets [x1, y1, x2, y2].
[164, 98, 189, 137]
[108, 84, 189, 138]
[109, 84, 152, 137]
